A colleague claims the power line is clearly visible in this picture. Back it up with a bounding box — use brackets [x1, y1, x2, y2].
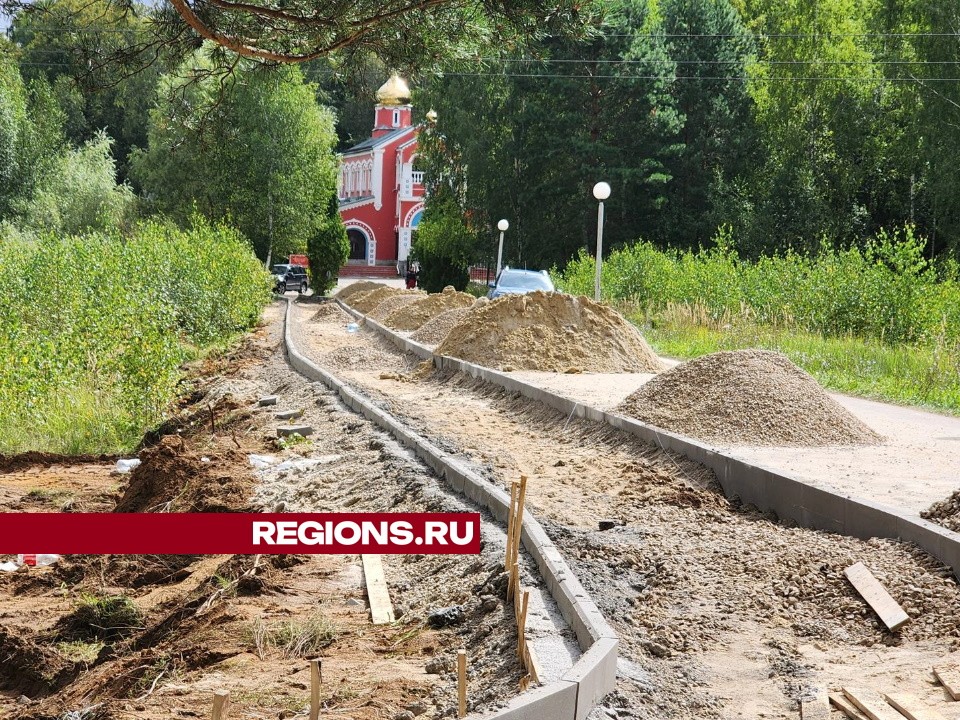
[440, 71, 960, 82]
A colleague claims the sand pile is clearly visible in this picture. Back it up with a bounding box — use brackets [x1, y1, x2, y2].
[311, 302, 351, 322]
[436, 291, 665, 373]
[367, 290, 426, 321]
[616, 350, 882, 447]
[411, 307, 473, 346]
[350, 286, 404, 314]
[334, 281, 384, 301]
[384, 286, 475, 331]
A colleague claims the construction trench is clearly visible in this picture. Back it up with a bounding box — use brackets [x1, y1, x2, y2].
[3, 288, 960, 720]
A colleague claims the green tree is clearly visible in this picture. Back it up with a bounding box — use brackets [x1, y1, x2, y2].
[411, 190, 476, 292]
[307, 193, 349, 295]
[132, 60, 340, 263]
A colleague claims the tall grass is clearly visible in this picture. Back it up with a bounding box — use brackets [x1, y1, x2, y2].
[0, 217, 272, 454]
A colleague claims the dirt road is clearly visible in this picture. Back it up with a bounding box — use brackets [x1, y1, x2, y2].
[291, 297, 960, 720]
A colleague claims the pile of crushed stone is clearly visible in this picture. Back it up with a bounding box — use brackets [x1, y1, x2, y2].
[311, 302, 351, 322]
[367, 290, 426, 321]
[922, 491, 960, 532]
[321, 345, 404, 372]
[350, 286, 404, 314]
[411, 307, 474, 346]
[436, 291, 665, 373]
[334, 281, 384, 301]
[383, 286, 475, 331]
[616, 350, 882, 447]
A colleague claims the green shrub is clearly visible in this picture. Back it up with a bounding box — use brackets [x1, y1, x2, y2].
[412, 194, 475, 293]
[308, 195, 349, 296]
[554, 226, 960, 346]
[0, 217, 271, 453]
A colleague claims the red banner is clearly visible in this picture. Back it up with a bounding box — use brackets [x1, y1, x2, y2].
[0, 513, 481, 554]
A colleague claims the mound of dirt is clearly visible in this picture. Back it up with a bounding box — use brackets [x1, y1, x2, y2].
[350, 287, 405, 314]
[334, 281, 385, 301]
[384, 287, 478, 331]
[367, 290, 427, 321]
[616, 350, 882, 447]
[436, 291, 665, 373]
[115, 435, 253, 513]
[410, 307, 473, 346]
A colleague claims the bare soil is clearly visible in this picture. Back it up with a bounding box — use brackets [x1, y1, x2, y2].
[291, 300, 960, 720]
[436, 291, 665, 373]
[0, 302, 537, 720]
[368, 291, 427, 321]
[617, 350, 882, 447]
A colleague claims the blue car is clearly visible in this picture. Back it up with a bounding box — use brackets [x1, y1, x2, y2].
[487, 268, 555, 299]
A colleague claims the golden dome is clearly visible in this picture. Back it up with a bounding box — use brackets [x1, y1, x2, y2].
[376, 74, 411, 106]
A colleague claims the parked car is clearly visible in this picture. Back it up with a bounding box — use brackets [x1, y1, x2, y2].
[273, 264, 309, 294]
[487, 268, 555, 299]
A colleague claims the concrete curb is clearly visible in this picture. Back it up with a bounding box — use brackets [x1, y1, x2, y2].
[338, 297, 960, 582]
[286, 299, 617, 720]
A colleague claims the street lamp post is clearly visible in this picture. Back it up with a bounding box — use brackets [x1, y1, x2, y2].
[592, 182, 611, 302]
[496, 219, 509, 278]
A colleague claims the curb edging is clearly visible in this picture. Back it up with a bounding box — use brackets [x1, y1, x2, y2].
[286, 299, 617, 720]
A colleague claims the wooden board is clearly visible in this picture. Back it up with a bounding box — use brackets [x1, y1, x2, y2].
[830, 693, 870, 720]
[843, 562, 910, 631]
[801, 697, 832, 720]
[884, 693, 948, 720]
[842, 687, 909, 720]
[361, 554, 395, 625]
[933, 665, 960, 700]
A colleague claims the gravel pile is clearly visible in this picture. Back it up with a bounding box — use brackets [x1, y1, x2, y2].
[616, 350, 882, 446]
[310, 302, 351, 322]
[410, 307, 474, 346]
[320, 344, 404, 372]
[922, 490, 960, 532]
[437, 291, 665, 373]
[350, 287, 404, 314]
[334, 281, 385, 301]
[367, 290, 426, 321]
[384, 286, 475, 331]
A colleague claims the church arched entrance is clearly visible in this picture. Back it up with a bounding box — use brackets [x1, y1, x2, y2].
[347, 228, 368, 261]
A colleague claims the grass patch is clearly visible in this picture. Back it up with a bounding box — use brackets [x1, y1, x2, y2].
[251, 611, 339, 659]
[56, 639, 105, 664]
[66, 593, 144, 641]
[637, 305, 960, 414]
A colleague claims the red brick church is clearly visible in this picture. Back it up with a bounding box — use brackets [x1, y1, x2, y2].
[337, 75, 431, 277]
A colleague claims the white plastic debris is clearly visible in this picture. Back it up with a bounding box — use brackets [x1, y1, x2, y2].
[248, 454, 279, 470]
[1, 554, 60, 571]
[346, 322, 360, 333]
[0, 562, 19, 572]
[114, 458, 141, 474]
[200, 456, 211, 463]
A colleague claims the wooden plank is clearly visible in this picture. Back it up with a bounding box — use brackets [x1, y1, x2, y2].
[933, 665, 960, 700]
[361, 554, 395, 625]
[801, 696, 831, 720]
[843, 563, 910, 631]
[884, 693, 948, 720]
[842, 687, 908, 720]
[524, 643, 542, 685]
[517, 589, 530, 658]
[830, 692, 870, 719]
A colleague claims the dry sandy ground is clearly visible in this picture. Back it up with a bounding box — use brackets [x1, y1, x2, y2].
[292, 298, 960, 720]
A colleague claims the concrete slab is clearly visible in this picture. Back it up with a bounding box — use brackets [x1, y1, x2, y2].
[563, 637, 619, 720]
[483, 680, 578, 720]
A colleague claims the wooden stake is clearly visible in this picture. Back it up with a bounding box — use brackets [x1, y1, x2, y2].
[517, 589, 529, 658]
[506, 482, 518, 568]
[457, 650, 467, 719]
[211, 691, 230, 720]
[309, 660, 321, 720]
